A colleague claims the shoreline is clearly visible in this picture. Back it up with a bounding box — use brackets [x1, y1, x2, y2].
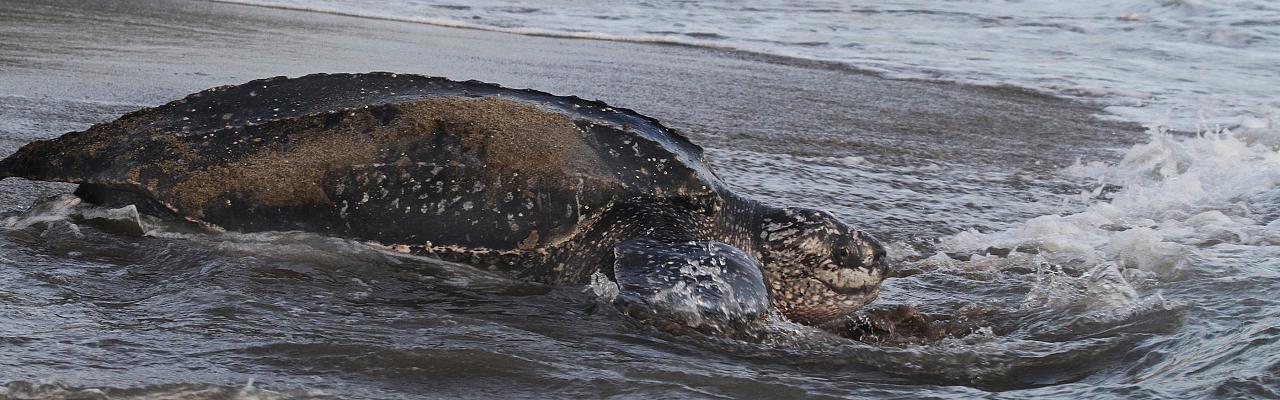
[0, 0, 1142, 151]
[209, 0, 1106, 110]
[0, 0, 1144, 241]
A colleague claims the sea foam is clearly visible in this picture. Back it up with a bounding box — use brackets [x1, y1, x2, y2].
[944, 121, 1280, 283]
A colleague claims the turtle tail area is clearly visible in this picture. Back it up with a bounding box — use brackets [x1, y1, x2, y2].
[0, 139, 59, 181]
[2, 136, 182, 220]
[0, 130, 108, 184]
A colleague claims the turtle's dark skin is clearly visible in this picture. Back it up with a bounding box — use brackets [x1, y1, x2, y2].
[0, 73, 888, 326]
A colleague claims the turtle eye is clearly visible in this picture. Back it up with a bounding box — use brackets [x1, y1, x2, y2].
[834, 247, 851, 260]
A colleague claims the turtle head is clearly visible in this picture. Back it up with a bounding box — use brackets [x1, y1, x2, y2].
[757, 207, 889, 325]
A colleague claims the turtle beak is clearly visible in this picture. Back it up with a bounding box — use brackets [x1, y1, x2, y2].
[858, 230, 889, 278]
[814, 266, 882, 297]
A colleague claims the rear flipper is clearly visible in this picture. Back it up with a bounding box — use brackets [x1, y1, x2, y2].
[73, 184, 177, 220]
[610, 238, 770, 331]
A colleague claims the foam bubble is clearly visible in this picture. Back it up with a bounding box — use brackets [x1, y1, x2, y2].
[588, 270, 619, 300]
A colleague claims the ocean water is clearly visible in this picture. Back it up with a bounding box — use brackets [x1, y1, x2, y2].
[2, 0, 1279, 399]
[218, 0, 1280, 131]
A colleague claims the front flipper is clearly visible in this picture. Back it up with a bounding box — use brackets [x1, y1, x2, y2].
[610, 238, 770, 330]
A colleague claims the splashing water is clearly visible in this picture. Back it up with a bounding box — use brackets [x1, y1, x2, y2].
[944, 122, 1280, 279]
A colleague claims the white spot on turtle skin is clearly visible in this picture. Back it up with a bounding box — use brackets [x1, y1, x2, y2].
[359, 192, 370, 204]
[462, 201, 474, 211]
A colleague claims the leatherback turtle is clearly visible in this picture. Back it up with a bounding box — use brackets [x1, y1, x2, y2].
[0, 73, 888, 326]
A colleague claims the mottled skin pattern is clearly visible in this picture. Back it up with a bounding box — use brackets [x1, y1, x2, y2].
[0, 73, 888, 326]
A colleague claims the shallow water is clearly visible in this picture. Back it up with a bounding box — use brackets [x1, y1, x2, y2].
[218, 0, 1280, 130]
[3, 106, 1278, 398]
[2, 1, 1279, 399]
